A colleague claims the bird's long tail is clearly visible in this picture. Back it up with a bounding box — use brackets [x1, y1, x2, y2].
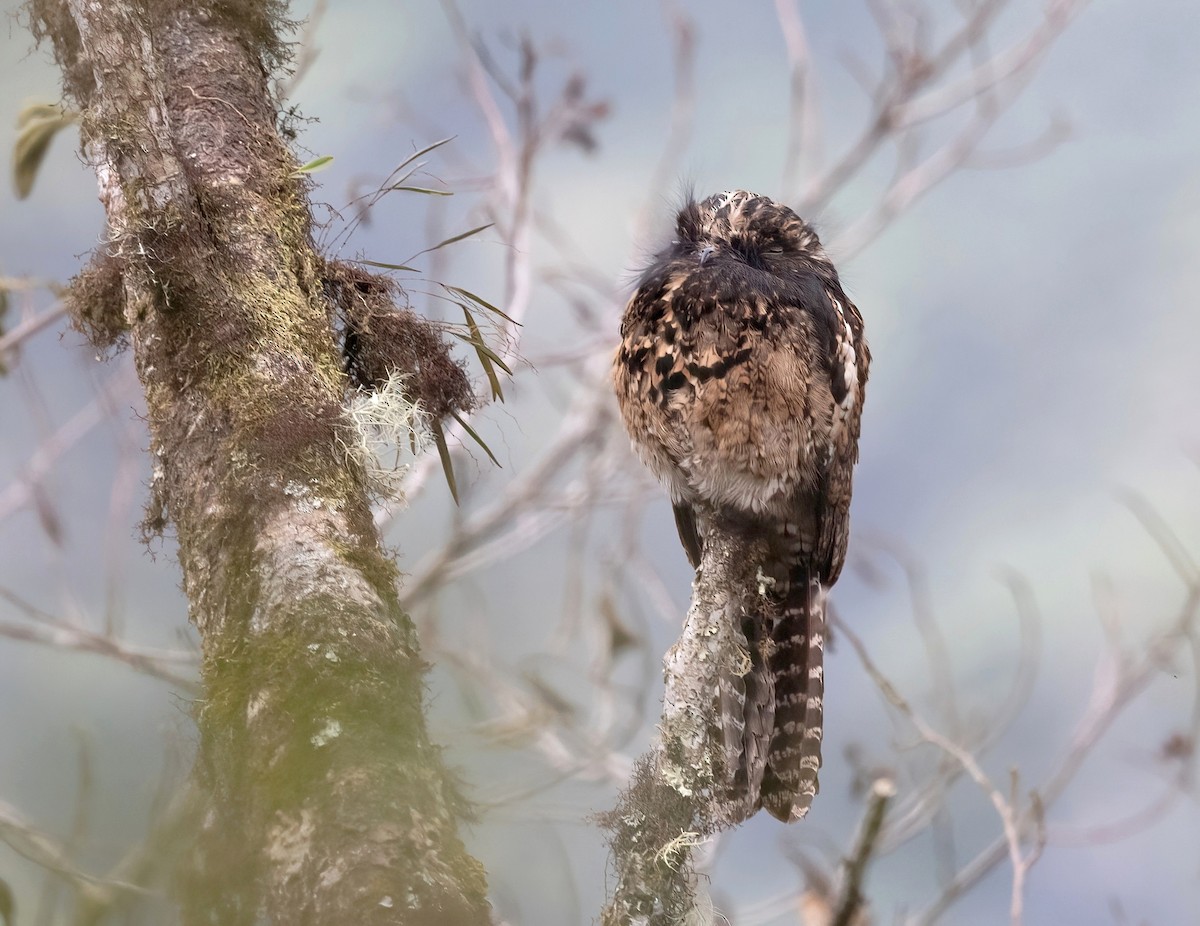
[760, 575, 826, 823]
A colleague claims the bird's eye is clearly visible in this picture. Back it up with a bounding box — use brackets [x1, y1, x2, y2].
[763, 246, 785, 255]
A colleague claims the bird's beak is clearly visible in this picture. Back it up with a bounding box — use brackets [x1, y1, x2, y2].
[697, 245, 716, 265]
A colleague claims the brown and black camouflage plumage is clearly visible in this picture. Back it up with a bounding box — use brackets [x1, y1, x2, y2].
[613, 190, 869, 822]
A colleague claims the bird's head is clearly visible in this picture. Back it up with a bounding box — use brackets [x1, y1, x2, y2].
[674, 189, 827, 268]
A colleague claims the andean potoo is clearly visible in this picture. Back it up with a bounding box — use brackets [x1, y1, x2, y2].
[613, 190, 870, 822]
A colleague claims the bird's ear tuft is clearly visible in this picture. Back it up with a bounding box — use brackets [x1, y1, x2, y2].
[675, 197, 704, 243]
[669, 178, 701, 242]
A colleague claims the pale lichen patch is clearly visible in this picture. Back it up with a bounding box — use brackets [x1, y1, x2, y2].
[246, 690, 268, 722]
[311, 717, 342, 748]
[264, 809, 315, 881]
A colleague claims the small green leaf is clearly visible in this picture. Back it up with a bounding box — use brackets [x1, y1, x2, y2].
[357, 260, 419, 272]
[385, 185, 452, 196]
[13, 103, 78, 200]
[430, 418, 459, 505]
[290, 155, 334, 177]
[451, 411, 501, 467]
[443, 284, 520, 325]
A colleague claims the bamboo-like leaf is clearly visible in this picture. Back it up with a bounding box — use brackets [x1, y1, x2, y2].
[385, 185, 452, 196]
[451, 411, 501, 468]
[358, 260, 419, 272]
[290, 155, 334, 177]
[425, 223, 494, 253]
[393, 136, 455, 175]
[430, 418, 459, 505]
[385, 162, 434, 192]
[459, 304, 504, 401]
[443, 284, 521, 325]
[13, 103, 78, 200]
[447, 332, 513, 376]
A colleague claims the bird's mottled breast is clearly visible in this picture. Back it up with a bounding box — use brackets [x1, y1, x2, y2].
[614, 190, 869, 519]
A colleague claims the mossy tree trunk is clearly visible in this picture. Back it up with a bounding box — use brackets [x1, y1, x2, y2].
[27, 1, 490, 923]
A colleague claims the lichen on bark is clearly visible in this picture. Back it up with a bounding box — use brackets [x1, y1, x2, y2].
[25, 1, 492, 922]
[599, 526, 773, 925]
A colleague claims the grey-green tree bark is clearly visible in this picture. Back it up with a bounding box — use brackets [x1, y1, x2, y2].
[26, 1, 490, 923]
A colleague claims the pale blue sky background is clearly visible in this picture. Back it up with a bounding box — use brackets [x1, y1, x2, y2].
[2, 1, 1200, 923]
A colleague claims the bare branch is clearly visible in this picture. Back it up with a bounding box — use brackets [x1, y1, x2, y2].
[0, 798, 147, 906]
[831, 777, 896, 926]
[0, 302, 68, 358]
[773, 0, 819, 202]
[904, 576, 1200, 926]
[896, 0, 1088, 127]
[0, 368, 137, 528]
[0, 588, 197, 690]
[632, 0, 697, 242]
[836, 616, 1042, 924]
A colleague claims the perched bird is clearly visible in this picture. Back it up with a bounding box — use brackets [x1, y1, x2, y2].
[613, 190, 870, 822]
